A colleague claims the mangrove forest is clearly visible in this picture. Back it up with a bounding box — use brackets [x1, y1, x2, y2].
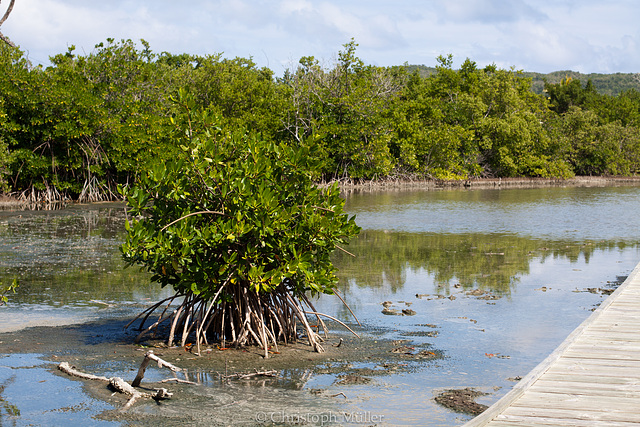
[1, 39, 640, 202]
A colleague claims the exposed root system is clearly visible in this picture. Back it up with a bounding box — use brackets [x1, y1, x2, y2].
[126, 283, 357, 357]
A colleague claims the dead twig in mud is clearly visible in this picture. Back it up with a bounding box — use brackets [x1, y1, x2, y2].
[158, 378, 197, 385]
[58, 351, 184, 410]
[110, 377, 173, 411]
[220, 369, 279, 381]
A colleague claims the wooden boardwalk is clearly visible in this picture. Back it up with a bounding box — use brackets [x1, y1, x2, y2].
[464, 261, 640, 426]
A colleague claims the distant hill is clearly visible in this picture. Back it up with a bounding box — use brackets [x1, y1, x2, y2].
[404, 64, 438, 77]
[524, 71, 639, 96]
[404, 65, 640, 96]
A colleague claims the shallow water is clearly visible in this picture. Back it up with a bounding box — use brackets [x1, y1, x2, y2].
[1, 186, 640, 426]
[0, 203, 172, 331]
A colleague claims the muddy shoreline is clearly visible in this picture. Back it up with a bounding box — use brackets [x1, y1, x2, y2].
[2, 176, 639, 210]
[334, 175, 640, 192]
[0, 310, 486, 424]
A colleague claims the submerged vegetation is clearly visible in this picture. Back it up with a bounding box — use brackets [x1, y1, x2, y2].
[0, 39, 639, 202]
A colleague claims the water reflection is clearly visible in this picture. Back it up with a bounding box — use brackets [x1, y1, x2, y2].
[0, 204, 164, 331]
[333, 230, 634, 296]
[1, 187, 640, 426]
[344, 186, 640, 241]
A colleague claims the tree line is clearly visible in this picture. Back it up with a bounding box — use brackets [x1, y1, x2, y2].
[407, 65, 640, 97]
[1, 39, 639, 202]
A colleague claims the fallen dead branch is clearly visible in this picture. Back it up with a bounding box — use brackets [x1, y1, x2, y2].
[132, 350, 182, 387]
[158, 378, 197, 385]
[58, 350, 183, 410]
[110, 377, 173, 410]
[58, 362, 108, 381]
[220, 369, 279, 381]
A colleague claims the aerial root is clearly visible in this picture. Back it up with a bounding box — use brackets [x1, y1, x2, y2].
[128, 284, 359, 355]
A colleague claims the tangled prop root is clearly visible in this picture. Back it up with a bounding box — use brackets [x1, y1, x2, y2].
[126, 284, 358, 357]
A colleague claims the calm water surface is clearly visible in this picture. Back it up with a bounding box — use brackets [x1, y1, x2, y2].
[1, 186, 639, 426]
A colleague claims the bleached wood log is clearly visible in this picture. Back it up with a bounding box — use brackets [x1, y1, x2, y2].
[58, 353, 178, 410]
[131, 350, 182, 387]
[58, 362, 108, 381]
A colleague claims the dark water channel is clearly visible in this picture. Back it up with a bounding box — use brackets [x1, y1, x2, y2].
[1, 186, 640, 426]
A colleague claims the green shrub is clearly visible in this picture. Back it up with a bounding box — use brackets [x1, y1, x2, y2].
[120, 93, 360, 354]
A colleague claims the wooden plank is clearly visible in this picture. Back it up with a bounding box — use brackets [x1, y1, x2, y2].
[501, 406, 640, 423]
[595, 309, 640, 316]
[561, 346, 640, 355]
[598, 299, 640, 306]
[578, 323, 640, 331]
[580, 328, 640, 334]
[609, 302, 640, 308]
[578, 332, 640, 342]
[553, 357, 640, 368]
[562, 353, 640, 362]
[546, 361, 640, 374]
[585, 325, 640, 331]
[529, 381, 640, 398]
[544, 364, 640, 379]
[566, 349, 640, 360]
[585, 321, 640, 329]
[491, 414, 640, 427]
[573, 337, 640, 346]
[567, 344, 640, 352]
[511, 391, 640, 416]
[498, 408, 637, 427]
[587, 312, 640, 319]
[538, 373, 640, 385]
[591, 308, 640, 315]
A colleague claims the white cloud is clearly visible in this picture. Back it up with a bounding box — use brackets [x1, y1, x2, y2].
[1, 0, 639, 73]
[439, 0, 547, 24]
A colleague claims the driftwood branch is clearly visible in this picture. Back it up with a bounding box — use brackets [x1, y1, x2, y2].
[131, 350, 182, 387]
[58, 351, 183, 410]
[109, 377, 173, 410]
[58, 362, 108, 381]
[221, 369, 279, 380]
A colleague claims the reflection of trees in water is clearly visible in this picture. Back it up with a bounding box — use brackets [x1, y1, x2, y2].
[3, 205, 127, 240]
[1, 207, 127, 267]
[0, 206, 159, 305]
[332, 230, 633, 296]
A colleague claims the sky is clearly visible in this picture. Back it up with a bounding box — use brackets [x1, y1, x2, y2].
[3, 0, 640, 75]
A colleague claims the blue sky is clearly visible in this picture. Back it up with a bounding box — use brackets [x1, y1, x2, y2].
[3, 0, 639, 75]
